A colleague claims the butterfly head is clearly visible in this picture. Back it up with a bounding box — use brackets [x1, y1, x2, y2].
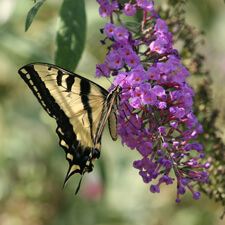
[118, 85, 123, 92]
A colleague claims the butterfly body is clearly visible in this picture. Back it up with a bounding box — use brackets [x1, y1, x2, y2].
[18, 63, 121, 193]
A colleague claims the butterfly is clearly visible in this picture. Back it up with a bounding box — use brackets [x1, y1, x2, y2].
[18, 62, 122, 193]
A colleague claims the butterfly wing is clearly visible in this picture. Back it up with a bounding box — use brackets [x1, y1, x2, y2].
[18, 63, 109, 188]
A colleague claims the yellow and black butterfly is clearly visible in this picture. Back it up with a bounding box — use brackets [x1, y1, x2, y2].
[18, 63, 122, 193]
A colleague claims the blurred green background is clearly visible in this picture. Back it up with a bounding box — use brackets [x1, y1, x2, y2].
[0, 0, 224, 225]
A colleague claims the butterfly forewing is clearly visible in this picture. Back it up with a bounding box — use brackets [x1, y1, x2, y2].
[18, 62, 121, 193]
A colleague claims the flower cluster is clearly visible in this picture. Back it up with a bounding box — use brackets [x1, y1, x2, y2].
[96, 0, 210, 202]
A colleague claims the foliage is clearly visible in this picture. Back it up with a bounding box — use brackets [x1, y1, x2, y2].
[25, 0, 46, 32]
[55, 0, 86, 71]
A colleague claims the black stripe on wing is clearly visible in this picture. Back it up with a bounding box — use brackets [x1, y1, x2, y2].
[80, 79, 94, 142]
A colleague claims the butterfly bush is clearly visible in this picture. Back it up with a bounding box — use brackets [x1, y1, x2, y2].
[96, 0, 210, 202]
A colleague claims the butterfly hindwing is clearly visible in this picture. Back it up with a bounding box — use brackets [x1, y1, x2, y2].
[95, 85, 122, 143]
[19, 63, 121, 191]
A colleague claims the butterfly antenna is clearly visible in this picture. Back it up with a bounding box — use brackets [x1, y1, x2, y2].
[96, 66, 113, 86]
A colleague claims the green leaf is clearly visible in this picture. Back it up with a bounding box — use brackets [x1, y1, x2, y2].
[124, 21, 141, 28]
[25, 0, 46, 32]
[55, 0, 86, 72]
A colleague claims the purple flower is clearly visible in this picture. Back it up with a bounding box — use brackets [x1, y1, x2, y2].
[140, 171, 151, 183]
[185, 111, 198, 129]
[191, 142, 203, 153]
[145, 67, 160, 81]
[113, 27, 129, 43]
[123, 3, 136, 16]
[184, 144, 192, 151]
[99, 3, 114, 18]
[119, 45, 134, 58]
[180, 65, 191, 78]
[163, 160, 172, 169]
[181, 178, 191, 186]
[130, 97, 142, 109]
[155, 18, 168, 33]
[133, 160, 142, 170]
[95, 60, 111, 78]
[170, 106, 185, 119]
[113, 71, 128, 86]
[173, 141, 179, 146]
[161, 175, 174, 185]
[142, 90, 157, 105]
[152, 85, 166, 99]
[96, 0, 209, 203]
[183, 83, 194, 96]
[125, 53, 140, 68]
[136, 0, 149, 7]
[104, 22, 116, 38]
[173, 71, 186, 84]
[106, 51, 124, 69]
[137, 0, 155, 14]
[183, 93, 194, 108]
[195, 124, 203, 133]
[158, 126, 166, 135]
[137, 142, 153, 157]
[150, 184, 160, 193]
[127, 69, 145, 86]
[156, 101, 167, 109]
[156, 62, 172, 74]
[163, 142, 169, 148]
[193, 192, 201, 200]
[204, 162, 210, 169]
[132, 87, 143, 99]
[96, 0, 110, 5]
[125, 135, 137, 150]
[149, 37, 168, 54]
[178, 186, 186, 195]
[139, 83, 151, 92]
[170, 122, 178, 129]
